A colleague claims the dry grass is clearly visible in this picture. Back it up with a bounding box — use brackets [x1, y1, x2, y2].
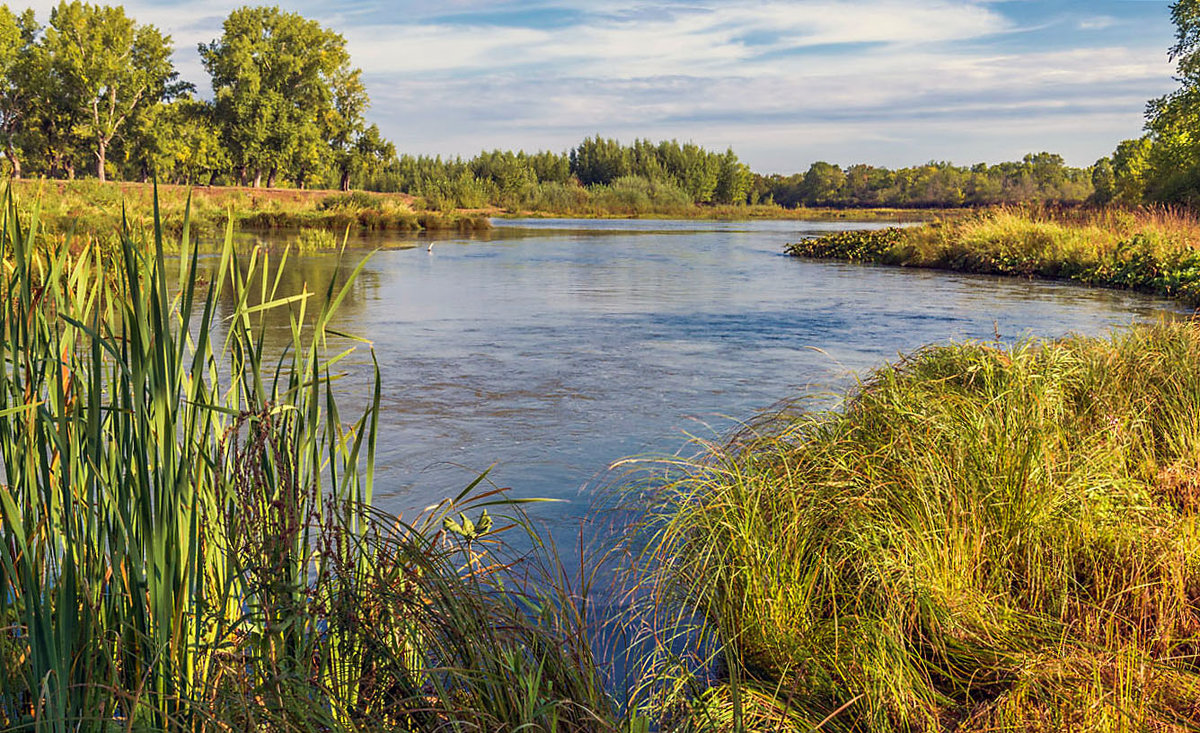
[789, 205, 1200, 306]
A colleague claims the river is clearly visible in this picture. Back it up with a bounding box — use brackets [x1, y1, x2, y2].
[222, 218, 1182, 544]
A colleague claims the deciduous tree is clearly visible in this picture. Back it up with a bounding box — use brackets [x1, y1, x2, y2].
[43, 1, 182, 181]
[201, 6, 363, 188]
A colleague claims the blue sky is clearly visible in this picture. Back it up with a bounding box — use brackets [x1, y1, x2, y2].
[24, 0, 1180, 172]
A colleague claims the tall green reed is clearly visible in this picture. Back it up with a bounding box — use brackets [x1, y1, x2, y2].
[0, 186, 619, 732]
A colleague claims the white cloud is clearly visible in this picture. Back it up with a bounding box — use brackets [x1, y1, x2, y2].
[345, 0, 1010, 78]
[1079, 16, 1120, 31]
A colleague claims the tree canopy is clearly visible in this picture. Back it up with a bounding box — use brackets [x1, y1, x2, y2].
[1104, 0, 1200, 204]
[199, 6, 370, 189]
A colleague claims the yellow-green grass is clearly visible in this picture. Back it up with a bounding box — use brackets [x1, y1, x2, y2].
[788, 206, 1200, 306]
[624, 322, 1200, 731]
[6, 178, 491, 239]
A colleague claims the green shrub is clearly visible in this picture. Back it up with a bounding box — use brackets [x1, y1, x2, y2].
[318, 190, 378, 210]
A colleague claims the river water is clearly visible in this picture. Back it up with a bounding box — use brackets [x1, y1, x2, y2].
[224, 218, 1182, 540]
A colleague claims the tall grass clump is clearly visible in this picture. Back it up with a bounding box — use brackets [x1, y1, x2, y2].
[624, 323, 1200, 731]
[788, 206, 1200, 306]
[0, 187, 613, 731]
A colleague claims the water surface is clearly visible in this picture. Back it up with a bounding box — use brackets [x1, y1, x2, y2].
[219, 218, 1184, 535]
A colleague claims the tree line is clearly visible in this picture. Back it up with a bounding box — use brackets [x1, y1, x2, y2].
[0, 2, 391, 188]
[359, 144, 1101, 211]
[751, 154, 1094, 208]
[361, 137, 755, 209]
[1095, 0, 1200, 206]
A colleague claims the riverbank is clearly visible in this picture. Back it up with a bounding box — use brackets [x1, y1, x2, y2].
[11, 179, 948, 242]
[786, 206, 1200, 307]
[501, 202, 950, 221]
[630, 322, 1200, 729]
[9, 179, 491, 238]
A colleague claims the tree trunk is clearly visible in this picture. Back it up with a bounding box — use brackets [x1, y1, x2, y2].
[237, 166, 247, 186]
[340, 169, 351, 192]
[210, 170, 219, 187]
[266, 166, 277, 188]
[6, 145, 19, 180]
[66, 161, 75, 180]
[252, 169, 262, 188]
[97, 140, 107, 182]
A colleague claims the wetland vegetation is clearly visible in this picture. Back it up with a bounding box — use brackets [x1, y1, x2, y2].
[787, 206, 1200, 307]
[3, 191, 1198, 731]
[3, 0, 1200, 731]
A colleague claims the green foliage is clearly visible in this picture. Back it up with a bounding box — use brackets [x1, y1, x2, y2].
[1109, 0, 1200, 204]
[43, 1, 183, 181]
[626, 324, 1200, 730]
[0, 6, 37, 178]
[294, 226, 338, 250]
[590, 175, 694, 215]
[572, 135, 630, 185]
[200, 6, 355, 188]
[762, 155, 1094, 209]
[785, 227, 905, 261]
[1090, 157, 1116, 204]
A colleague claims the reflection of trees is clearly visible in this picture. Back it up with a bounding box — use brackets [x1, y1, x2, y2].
[187, 246, 380, 353]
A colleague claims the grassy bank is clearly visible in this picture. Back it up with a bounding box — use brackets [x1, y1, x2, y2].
[787, 206, 1200, 307]
[495, 182, 949, 221]
[9, 179, 491, 237]
[628, 323, 1200, 730]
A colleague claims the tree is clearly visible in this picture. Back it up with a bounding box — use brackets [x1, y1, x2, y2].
[799, 162, 846, 206]
[1090, 158, 1116, 204]
[347, 124, 394, 189]
[326, 62, 370, 191]
[713, 148, 751, 205]
[43, 1, 183, 181]
[201, 7, 363, 188]
[1134, 0, 1200, 203]
[1112, 137, 1155, 205]
[123, 97, 226, 184]
[571, 136, 628, 185]
[0, 7, 39, 178]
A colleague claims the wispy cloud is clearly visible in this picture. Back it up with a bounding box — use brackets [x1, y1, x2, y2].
[1079, 15, 1120, 31]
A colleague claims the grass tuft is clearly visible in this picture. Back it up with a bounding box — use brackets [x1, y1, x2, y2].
[622, 322, 1200, 731]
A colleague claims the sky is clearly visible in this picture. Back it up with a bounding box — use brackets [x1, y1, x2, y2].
[20, 0, 1181, 173]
